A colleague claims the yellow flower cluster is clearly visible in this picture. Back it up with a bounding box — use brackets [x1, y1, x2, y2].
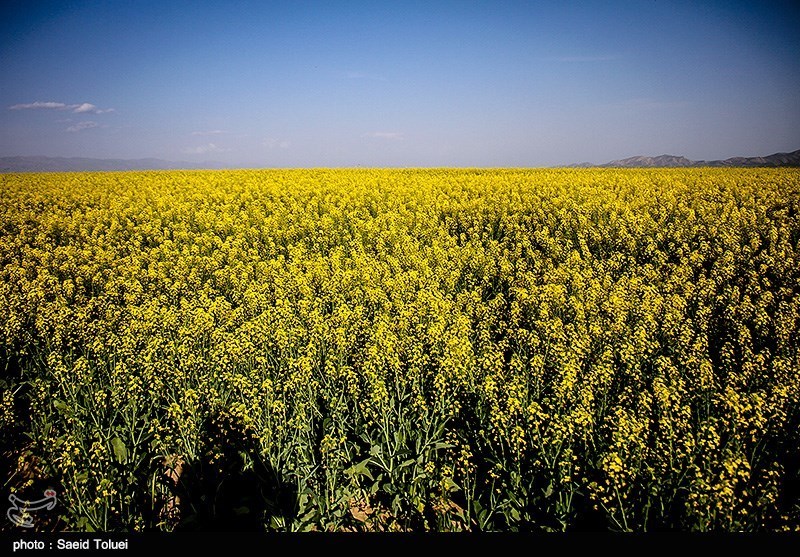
[1, 168, 798, 531]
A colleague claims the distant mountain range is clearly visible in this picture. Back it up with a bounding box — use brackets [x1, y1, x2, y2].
[0, 156, 225, 172]
[570, 148, 800, 168]
[1, 149, 799, 172]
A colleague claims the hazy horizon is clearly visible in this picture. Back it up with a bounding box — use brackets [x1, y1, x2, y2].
[2, 0, 799, 167]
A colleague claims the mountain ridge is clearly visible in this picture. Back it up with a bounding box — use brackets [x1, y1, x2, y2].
[1, 149, 798, 172]
[576, 149, 800, 168]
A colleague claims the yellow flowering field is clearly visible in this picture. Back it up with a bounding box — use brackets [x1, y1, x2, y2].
[1, 168, 799, 531]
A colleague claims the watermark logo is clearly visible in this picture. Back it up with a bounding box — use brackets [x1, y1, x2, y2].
[7, 489, 57, 528]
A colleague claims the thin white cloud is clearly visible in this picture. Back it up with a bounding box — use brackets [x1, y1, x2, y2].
[9, 101, 114, 114]
[191, 130, 228, 136]
[181, 143, 232, 155]
[10, 101, 68, 110]
[263, 138, 290, 149]
[362, 131, 404, 140]
[66, 121, 99, 132]
[72, 102, 114, 114]
[72, 103, 97, 113]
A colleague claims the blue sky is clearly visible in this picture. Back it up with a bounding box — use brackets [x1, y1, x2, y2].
[1, 0, 798, 167]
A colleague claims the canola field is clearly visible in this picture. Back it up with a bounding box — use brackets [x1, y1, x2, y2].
[1, 168, 799, 531]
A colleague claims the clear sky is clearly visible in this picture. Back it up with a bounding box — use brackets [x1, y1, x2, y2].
[1, 0, 798, 167]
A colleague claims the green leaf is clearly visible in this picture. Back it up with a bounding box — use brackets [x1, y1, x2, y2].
[111, 437, 128, 463]
[53, 400, 69, 414]
[76, 516, 95, 532]
[344, 458, 374, 481]
[443, 477, 460, 492]
[433, 442, 454, 450]
[398, 458, 416, 470]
